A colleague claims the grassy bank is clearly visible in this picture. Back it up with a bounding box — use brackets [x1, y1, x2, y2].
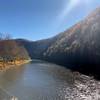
[0, 59, 32, 71]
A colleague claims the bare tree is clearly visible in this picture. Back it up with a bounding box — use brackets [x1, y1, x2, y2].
[0, 33, 3, 40]
[4, 33, 12, 40]
[0, 33, 30, 67]
[0, 33, 11, 40]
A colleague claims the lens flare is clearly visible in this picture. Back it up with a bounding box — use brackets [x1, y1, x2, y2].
[55, 0, 93, 29]
[60, 0, 92, 20]
[59, 0, 81, 20]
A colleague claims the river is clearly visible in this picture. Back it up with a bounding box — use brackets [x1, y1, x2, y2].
[0, 60, 75, 100]
[0, 60, 99, 100]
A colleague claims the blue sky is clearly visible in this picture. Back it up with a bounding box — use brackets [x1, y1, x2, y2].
[0, 0, 100, 41]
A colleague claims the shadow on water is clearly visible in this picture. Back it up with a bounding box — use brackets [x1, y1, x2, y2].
[31, 59, 49, 64]
[43, 58, 100, 80]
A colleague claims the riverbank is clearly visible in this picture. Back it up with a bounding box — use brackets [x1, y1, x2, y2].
[62, 74, 100, 100]
[0, 59, 32, 72]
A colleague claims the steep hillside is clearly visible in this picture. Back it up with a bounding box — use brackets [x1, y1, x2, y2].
[15, 7, 100, 77]
[15, 37, 57, 59]
[42, 7, 100, 75]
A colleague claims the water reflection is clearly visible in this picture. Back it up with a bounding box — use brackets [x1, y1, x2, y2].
[0, 60, 74, 100]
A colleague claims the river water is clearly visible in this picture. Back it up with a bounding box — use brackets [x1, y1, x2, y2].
[0, 60, 75, 100]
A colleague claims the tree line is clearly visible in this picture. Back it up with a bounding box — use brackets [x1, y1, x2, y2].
[0, 33, 30, 66]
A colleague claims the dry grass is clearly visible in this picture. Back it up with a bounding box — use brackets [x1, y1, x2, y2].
[0, 60, 31, 71]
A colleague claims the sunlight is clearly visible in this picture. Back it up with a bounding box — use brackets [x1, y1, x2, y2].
[58, 0, 92, 24]
[60, 0, 80, 18]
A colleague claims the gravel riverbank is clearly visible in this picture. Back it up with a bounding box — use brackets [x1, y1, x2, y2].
[61, 74, 100, 100]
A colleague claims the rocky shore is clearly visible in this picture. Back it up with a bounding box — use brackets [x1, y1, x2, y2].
[62, 74, 100, 100]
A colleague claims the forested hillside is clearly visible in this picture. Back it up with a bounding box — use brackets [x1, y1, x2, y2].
[43, 7, 100, 75]
[0, 33, 30, 68]
[1, 7, 100, 76]
[15, 37, 58, 59]
[15, 7, 100, 77]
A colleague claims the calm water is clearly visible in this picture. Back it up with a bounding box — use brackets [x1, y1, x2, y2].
[0, 60, 74, 100]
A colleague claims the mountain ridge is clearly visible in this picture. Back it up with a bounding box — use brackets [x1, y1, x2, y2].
[15, 7, 100, 77]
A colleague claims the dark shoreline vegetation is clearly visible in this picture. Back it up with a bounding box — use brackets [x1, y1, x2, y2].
[0, 7, 100, 79]
[0, 33, 31, 70]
